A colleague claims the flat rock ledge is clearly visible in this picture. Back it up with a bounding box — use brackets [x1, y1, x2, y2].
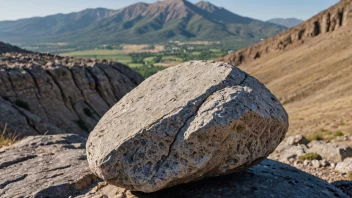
[0, 134, 98, 198]
[0, 135, 348, 198]
[83, 159, 348, 198]
[87, 61, 289, 192]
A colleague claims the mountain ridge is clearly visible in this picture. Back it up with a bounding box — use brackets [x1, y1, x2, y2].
[0, 0, 285, 47]
[267, 18, 304, 28]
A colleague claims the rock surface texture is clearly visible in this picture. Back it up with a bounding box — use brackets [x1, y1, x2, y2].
[0, 134, 98, 197]
[0, 52, 143, 137]
[87, 61, 289, 192]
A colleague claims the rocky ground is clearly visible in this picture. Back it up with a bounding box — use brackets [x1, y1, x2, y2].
[0, 134, 349, 198]
[269, 135, 352, 196]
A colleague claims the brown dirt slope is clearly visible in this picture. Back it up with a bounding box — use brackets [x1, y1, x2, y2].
[221, 0, 352, 136]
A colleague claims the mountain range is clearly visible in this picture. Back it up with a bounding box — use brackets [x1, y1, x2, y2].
[267, 18, 303, 28]
[0, 0, 285, 47]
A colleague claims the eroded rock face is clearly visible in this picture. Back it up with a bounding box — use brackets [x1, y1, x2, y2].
[87, 61, 289, 192]
[221, 0, 352, 66]
[0, 52, 143, 137]
[0, 134, 98, 198]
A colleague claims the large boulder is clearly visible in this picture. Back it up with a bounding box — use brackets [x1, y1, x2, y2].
[87, 61, 289, 192]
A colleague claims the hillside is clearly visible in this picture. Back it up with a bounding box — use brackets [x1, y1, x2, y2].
[221, 0, 352, 137]
[0, 0, 285, 47]
[0, 41, 29, 54]
[267, 18, 303, 28]
[0, 48, 143, 137]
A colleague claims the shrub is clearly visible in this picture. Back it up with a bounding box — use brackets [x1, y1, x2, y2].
[15, 99, 30, 111]
[75, 120, 89, 132]
[132, 66, 165, 78]
[347, 172, 352, 180]
[309, 134, 324, 141]
[84, 108, 93, 118]
[0, 124, 17, 148]
[334, 131, 344, 137]
[299, 153, 322, 161]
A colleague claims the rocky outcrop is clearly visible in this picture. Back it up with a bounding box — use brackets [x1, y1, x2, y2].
[0, 41, 29, 54]
[0, 134, 98, 197]
[83, 159, 348, 198]
[0, 52, 143, 137]
[221, 0, 352, 65]
[87, 61, 289, 192]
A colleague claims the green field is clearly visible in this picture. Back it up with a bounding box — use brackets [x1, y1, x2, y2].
[60, 44, 227, 78]
[62, 50, 132, 64]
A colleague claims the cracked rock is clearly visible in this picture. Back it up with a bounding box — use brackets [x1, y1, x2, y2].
[87, 61, 289, 192]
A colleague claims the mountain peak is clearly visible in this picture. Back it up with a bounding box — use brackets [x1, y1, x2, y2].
[267, 18, 304, 28]
[195, 1, 220, 12]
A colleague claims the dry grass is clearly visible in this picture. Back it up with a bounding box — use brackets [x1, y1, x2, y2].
[299, 153, 322, 161]
[239, 25, 352, 137]
[0, 124, 18, 148]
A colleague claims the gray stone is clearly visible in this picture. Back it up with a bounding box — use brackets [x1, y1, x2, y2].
[335, 158, 352, 173]
[0, 52, 143, 137]
[312, 160, 321, 168]
[0, 134, 99, 198]
[87, 61, 289, 192]
[286, 135, 309, 146]
[308, 141, 352, 163]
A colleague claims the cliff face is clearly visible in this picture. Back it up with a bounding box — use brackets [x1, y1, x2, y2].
[221, 0, 352, 65]
[0, 52, 143, 137]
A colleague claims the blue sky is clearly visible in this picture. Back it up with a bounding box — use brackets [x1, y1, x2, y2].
[0, 0, 339, 21]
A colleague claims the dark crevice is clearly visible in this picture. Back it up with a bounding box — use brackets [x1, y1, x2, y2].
[312, 21, 321, 37]
[326, 13, 331, 32]
[98, 66, 122, 101]
[149, 72, 249, 183]
[0, 155, 37, 169]
[45, 70, 71, 110]
[85, 68, 111, 107]
[0, 174, 28, 189]
[23, 68, 49, 119]
[5, 70, 18, 98]
[338, 9, 344, 26]
[69, 68, 99, 121]
[45, 165, 71, 172]
[46, 69, 87, 133]
[110, 64, 139, 86]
